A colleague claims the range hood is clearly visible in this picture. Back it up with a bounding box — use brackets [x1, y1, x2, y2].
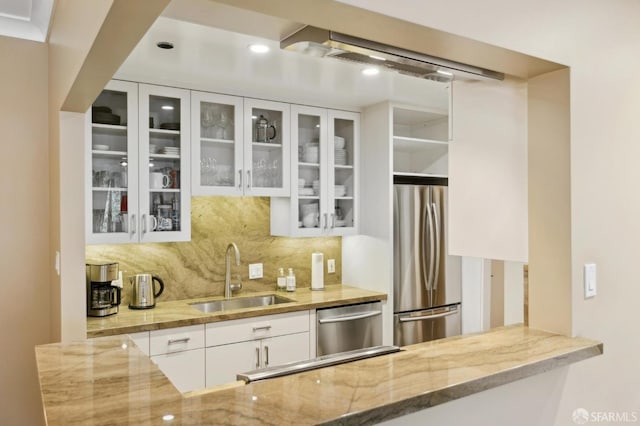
[281, 26, 504, 81]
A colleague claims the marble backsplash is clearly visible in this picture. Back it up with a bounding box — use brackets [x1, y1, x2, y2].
[86, 197, 342, 306]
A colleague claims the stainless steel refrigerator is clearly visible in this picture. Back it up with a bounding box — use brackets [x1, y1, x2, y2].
[393, 178, 461, 346]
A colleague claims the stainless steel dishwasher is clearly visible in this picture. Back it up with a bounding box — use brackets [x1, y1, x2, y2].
[316, 301, 382, 356]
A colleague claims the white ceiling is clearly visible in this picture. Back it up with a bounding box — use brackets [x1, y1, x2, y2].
[115, 13, 450, 112]
[0, 0, 54, 42]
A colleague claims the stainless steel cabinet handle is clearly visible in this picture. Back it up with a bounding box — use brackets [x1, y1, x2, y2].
[264, 345, 269, 367]
[255, 347, 260, 369]
[238, 169, 243, 189]
[431, 202, 441, 291]
[252, 325, 272, 332]
[247, 170, 251, 189]
[330, 212, 336, 228]
[323, 213, 328, 230]
[167, 337, 190, 344]
[318, 310, 381, 324]
[399, 309, 458, 322]
[141, 214, 147, 233]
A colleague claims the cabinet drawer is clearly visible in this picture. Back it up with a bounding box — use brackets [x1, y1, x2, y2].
[206, 311, 309, 347]
[150, 324, 205, 355]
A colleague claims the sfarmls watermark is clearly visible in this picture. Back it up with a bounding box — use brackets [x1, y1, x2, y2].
[573, 408, 639, 424]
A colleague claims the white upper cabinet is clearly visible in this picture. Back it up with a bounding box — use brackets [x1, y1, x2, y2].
[191, 91, 244, 196]
[86, 81, 191, 245]
[243, 98, 291, 197]
[86, 80, 139, 245]
[138, 84, 191, 243]
[191, 95, 290, 197]
[271, 106, 359, 237]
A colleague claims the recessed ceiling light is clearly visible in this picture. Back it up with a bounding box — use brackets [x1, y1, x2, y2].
[248, 44, 269, 54]
[369, 54, 386, 61]
[361, 67, 380, 76]
[161, 105, 174, 110]
[436, 69, 453, 77]
[156, 41, 174, 50]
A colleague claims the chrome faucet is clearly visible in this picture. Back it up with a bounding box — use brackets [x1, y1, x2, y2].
[225, 242, 241, 299]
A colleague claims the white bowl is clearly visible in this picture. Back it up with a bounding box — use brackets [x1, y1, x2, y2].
[93, 144, 109, 151]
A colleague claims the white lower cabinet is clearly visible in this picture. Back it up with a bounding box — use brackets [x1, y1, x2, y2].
[151, 348, 205, 393]
[149, 324, 205, 393]
[120, 311, 312, 392]
[205, 311, 311, 387]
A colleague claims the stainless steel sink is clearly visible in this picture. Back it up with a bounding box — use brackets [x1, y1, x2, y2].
[190, 294, 293, 313]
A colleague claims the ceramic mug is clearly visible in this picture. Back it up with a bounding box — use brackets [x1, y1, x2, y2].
[150, 172, 172, 189]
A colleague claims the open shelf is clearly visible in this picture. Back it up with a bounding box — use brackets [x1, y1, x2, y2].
[150, 154, 180, 160]
[92, 123, 127, 135]
[393, 171, 448, 179]
[149, 188, 180, 193]
[299, 162, 320, 168]
[252, 142, 283, 149]
[150, 128, 180, 135]
[92, 187, 128, 192]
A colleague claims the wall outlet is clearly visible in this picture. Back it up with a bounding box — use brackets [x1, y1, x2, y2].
[327, 259, 336, 274]
[249, 263, 263, 279]
[584, 263, 596, 298]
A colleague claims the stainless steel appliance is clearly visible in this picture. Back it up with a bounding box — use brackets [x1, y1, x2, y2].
[393, 177, 461, 346]
[86, 262, 121, 317]
[129, 274, 164, 309]
[316, 301, 382, 356]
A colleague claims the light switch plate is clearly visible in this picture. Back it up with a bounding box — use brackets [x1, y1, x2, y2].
[584, 263, 596, 298]
[327, 259, 336, 274]
[249, 263, 263, 279]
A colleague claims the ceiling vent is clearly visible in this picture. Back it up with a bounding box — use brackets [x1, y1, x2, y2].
[281, 26, 504, 81]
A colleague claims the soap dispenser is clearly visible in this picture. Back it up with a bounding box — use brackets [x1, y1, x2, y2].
[286, 268, 296, 292]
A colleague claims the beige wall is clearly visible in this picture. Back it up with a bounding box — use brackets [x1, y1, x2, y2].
[0, 35, 49, 426]
[339, 0, 640, 423]
[86, 197, 342, 306]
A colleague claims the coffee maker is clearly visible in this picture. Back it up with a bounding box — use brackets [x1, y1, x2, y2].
[86, 262, 121, 317]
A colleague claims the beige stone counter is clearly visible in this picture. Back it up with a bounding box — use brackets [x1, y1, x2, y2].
[87, 284, 387, 337]
[37, 325, 602, 425]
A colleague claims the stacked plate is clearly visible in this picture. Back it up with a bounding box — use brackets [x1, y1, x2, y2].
[334, 136, 345, 150]
[334, 185, 346, 197]
[163, 147, 180, 156]
[335, 149, 347, 165]
[304, 143, 319, 163]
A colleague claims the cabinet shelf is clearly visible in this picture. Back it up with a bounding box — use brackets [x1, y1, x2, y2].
[92, 150, 128, 157]
[92, 187, 128, 192]
[335, 196, 354, 200]
[92, 123, 127, 136]
[299, 162, 320, 168]
[149, 188, 180, 193]
[252, 142, 283, 150]
[298, 195, 320, 200]
[334, 164, 353, 170]
[150, 128, 180, 135]
[201, 137, 234, 145]
[150, 154, 180, 160]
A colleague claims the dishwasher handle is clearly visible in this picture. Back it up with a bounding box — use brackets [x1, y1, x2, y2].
[318, 310, 381, 324]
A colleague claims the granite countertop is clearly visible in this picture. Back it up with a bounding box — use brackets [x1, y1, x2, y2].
[87, 284, 387, 337]
[36, 325, 602, 425]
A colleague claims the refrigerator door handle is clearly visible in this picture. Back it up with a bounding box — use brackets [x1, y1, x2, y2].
[399, 309, 458, 322]
[426, 192, 435, 292]
[421, 198, 430, 291]
[431, 202, 441, 291]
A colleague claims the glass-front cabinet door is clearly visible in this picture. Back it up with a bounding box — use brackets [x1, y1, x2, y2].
[138, 84, 191, 243]
[291, 105, 327, 236]
[86, 80, 139, 244]
[329, 110, 359, 235]
[244, 98, 290, 197]
[191, 92, 243, 195]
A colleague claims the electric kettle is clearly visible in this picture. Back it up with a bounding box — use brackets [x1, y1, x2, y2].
[129, 274, 164, 309]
